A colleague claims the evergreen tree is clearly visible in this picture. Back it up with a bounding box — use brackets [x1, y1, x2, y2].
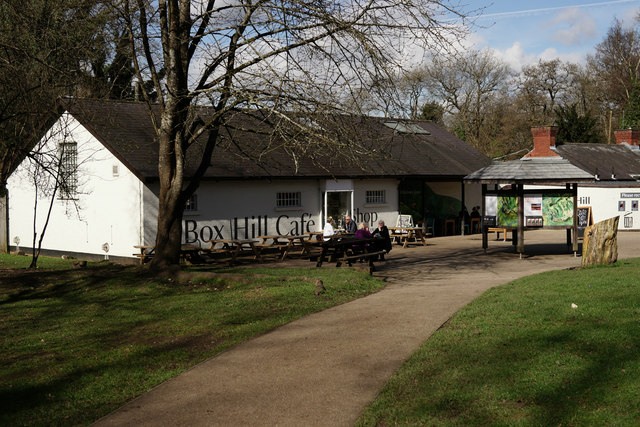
[420, 102, 445, 124]
[621, 82, 640, 129]
[555, 104, 603, 144]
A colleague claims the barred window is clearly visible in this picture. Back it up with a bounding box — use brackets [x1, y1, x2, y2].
[276, 191, 301, 208]
[185, 193, 198, 212]
[58, 142, 78, 199]
[366, 190, 386, 204]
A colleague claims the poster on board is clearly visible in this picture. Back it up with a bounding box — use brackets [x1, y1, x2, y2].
[525, 194, 543, 227]
[543, 194, 573, 226]
[524, 194, 542, 216]
[497, 196, 518, 227]
[484, 195, 497, 226]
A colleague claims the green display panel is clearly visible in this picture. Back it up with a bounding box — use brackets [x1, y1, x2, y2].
[497, 196, 518, 227]
[542, 194, 573, 226]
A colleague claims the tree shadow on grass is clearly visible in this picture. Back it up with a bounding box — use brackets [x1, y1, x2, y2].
[0, 264, 228, 425]
[0, 264, 159, 305]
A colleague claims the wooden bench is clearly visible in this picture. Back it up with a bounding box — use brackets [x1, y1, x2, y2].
[314, 237, 385, 274]
[487, 227, 509, 241]
[133, 245, 154, 265]
[302, 239, 323, 256]
[133, 252, 153, 264]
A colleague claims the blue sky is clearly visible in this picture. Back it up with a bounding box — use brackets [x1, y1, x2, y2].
[467, 0, 640, 70]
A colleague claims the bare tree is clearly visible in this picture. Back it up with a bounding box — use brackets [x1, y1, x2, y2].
[11, 115, 88, 268]
[0, 1, 119, 253]
[120, 0, 476, 270]
[357, 68, 433, 119]
[588, 19, 640, 112]
[517, 59, 577, 123]
[423, 49, 513, 151]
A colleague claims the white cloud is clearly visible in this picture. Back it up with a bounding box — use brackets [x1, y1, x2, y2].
[547, 7, 597, 46]
[488, 42, 535, 71]
[488, 43, 587, 72]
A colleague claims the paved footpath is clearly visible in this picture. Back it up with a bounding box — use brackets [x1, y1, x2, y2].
[94, 230, 639, 426]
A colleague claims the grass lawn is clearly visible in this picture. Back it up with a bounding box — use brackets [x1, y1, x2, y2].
[0, 254, 384, 426]
[357, 258, 640, 426]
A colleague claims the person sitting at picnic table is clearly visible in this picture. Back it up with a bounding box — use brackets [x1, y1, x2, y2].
[352, 222, 372, 257]
[371, 220, 392, 260]
[323, 216, 336, 241]
[470, 205, 481, 219]
[354, 222, 371, 240]
[343, 214, 357, 233]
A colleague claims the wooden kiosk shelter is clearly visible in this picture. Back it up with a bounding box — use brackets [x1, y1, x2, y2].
[464, 158, 594, 255]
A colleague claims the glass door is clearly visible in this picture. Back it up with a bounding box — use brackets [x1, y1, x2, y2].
[323, 191, 353, 231]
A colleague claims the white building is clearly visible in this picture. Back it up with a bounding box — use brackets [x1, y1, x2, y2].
[7, 99, 491, 259]
[526, 127, 640, 230]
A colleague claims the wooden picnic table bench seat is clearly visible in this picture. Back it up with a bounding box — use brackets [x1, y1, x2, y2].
[133, 245, 154, 264]
[487, 227, 510, 241]
[315, 237, 386, 274]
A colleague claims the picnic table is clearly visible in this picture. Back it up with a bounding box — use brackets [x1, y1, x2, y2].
[487, 227, 510, 241]
[203, 238, 263, 263]
[315, 236, 386, 274]
[256, 234, 311, 260]
[388, 226, 428, 248]
[133, 245, 154, 264]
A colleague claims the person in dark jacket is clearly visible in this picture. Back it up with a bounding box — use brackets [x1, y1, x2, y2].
[371, 220, 392, 260]
[343, 215, 357, 233]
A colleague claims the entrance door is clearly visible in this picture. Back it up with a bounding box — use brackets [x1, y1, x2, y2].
[325, 191, 353, 229]
[323, 179, 354, 230]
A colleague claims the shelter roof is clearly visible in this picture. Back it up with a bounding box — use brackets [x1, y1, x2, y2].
[62, 98, 491, 182]
[464, 157, 594, 185]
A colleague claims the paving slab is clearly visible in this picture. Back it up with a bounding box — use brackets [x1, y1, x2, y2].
[93, 229, 640, 426]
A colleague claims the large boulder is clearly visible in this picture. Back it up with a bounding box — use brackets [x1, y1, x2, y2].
[582, 216, 619, 267]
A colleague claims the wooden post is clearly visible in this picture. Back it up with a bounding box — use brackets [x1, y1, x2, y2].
[517, 184, 524, 254]
[571, 183, 578, 254]
[482, 184, 488, 251]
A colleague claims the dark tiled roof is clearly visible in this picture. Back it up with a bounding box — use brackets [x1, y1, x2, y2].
[62, 98, 490, 181]
[464, 158, 594, 185]
[556, 143, 640, 181]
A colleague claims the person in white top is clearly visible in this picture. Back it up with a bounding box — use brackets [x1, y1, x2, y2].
[323, 216, 336, 240]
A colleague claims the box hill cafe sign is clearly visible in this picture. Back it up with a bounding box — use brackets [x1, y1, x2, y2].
[183, 208, 382, 244]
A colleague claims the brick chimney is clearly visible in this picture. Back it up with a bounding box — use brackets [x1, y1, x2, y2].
[614, 129, 640, 146]
[525, 126, 560, 158]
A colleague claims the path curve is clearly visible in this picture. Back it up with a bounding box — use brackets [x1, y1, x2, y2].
[94, 230, 639, 426]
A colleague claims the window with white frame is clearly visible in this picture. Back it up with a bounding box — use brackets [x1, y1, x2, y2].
[58, 142, 78, 199]
[366, 190, 386, 204]
[276, 191, 301, 208]
[185, 193, 198, 212]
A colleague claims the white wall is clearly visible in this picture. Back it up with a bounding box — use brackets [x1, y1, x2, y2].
[352, 179, 399, 227]
[180, 178, 401, 247]
[8, 113, 143, 258]
[579, 186, 640, 230]
[181, 180, 322, 244]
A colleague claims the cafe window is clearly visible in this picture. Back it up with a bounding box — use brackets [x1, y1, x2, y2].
[366, 190, 386, 204]
[185, 193, 198, 212]
[58, 142, 78, 200]
[276, 191, 301, 208]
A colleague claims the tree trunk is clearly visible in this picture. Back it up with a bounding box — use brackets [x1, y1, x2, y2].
[149, 103, 190, 272]
[581, 216, 619, 267]
[0, 190, 8, 253]
[151, 206, 183, 272]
